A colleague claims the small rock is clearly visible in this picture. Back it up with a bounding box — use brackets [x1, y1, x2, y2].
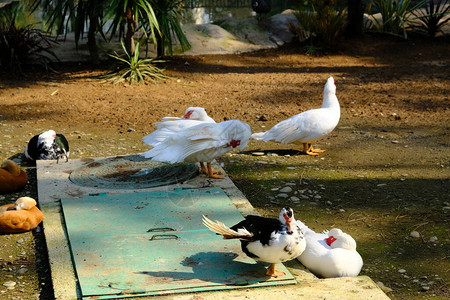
[127, 128, 136, 132]
[391, 140, 399, 144]
[377, 183, 387, 187]
[421, 286, 430, 291]
[251, 152, 265, 156]
[290, 196, 300, 202]
[376, 281, 393, 293]
[398, 269, 407, 274]
[256, 160, 268, 164]
[429, 236, 438, 243]
[279, 186, 293, 193]
[410, 231, 421, 239]
[257, 115, 267, 121]
[3, 281, 16, 288]
[276, 193, 289, 198]
[16, 268, 27, 275]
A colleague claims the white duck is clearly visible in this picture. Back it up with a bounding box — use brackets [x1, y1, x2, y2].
[143, 107, 216, 147]
[296, 219, 363, 278]
[251, 77, 340, 156]
[142, 120, 251, 179]
[203, 207, 306, 277]
[161, 107, 215, 123]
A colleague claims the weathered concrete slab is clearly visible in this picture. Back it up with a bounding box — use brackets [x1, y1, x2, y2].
[37, 155, 389, 300]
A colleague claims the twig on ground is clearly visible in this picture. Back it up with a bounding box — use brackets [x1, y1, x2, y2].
[299, 171, 305, 185]
[347, 211, 366, 223]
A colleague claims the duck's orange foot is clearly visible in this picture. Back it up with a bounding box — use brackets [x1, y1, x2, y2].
[305, 150, 320, 156]
[208, 173, 226, 179]
[302, 143, 326, 156]
[265, 264, 286, 277]
[310, 148, 326, 153]
[208, 169, 226, 179]
[206, 163, 226, 179]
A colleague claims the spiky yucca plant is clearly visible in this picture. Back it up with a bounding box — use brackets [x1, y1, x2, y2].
[369, 0, 426, 38]
[105, 40, 167, 84]
[0, 1, 58, 74]
[292, 0, 348, 50]
[410, 0, 450, 37]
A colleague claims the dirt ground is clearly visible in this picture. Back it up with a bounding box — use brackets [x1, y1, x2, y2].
[0, 33, 449, 299]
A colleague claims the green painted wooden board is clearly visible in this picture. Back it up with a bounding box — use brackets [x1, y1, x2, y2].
[61, 187, 297, 299]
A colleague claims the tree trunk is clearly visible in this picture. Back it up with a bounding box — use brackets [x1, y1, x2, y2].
[87, 12, 99, 64]
[156, 33, 164, 58]
[125, 6, 135, 56]
[346, 0, 364, 36]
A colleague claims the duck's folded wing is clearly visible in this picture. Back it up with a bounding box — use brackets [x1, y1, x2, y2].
[161, 116, 182, 121]
[272, 110, 322, 144]
[0, 212, 32, 232]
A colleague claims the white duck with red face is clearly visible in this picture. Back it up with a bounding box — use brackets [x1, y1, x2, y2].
[202, 207, 306, 277]
[179, 107, 215, 123]
[296, 220, 363, 278]
[143, 107, 216, 147]
[251, 76, 340, 155]
[142, 119, 251, 178]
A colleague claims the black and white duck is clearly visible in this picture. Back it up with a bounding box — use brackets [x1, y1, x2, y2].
[203, 207, 306, 277]
[24, 130, 69, 162]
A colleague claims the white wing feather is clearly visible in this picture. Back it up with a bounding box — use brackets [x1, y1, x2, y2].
[142, 120, 251, 163]
[143, 120, 207, 146]
[202, 215, 252, 239]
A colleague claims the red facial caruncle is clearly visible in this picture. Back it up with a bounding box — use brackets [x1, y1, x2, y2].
[229, 139, 241, 148]
[183, 110, 194, 119]
[283, 213, 293, 233]
[325, 236, 337, 246]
